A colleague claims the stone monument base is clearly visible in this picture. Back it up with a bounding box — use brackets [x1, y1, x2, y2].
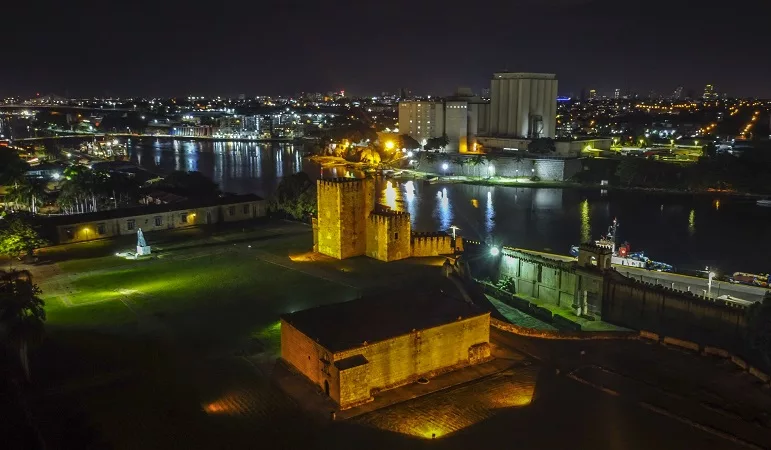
[137, 246, 152, 256]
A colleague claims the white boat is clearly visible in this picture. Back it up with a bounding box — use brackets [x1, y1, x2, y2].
[757, 199, 771, 207]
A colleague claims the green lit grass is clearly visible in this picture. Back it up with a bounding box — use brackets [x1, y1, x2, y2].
[40, 224, 358, 352]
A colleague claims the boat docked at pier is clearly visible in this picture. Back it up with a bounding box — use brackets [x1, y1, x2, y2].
[570, 218, 673, 272]
[79, 137, 128, 159]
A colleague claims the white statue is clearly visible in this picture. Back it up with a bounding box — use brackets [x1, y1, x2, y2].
[136, 228, 151, 256]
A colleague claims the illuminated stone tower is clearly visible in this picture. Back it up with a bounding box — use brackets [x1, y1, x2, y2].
[312, 177, 460, 261]
[366, 205, 411, 262]
[315, 178, 375, 259]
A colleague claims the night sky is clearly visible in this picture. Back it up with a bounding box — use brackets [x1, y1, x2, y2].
[4, 0, 771, 98]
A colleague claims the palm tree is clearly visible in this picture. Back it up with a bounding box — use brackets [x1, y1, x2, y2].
[0, 270, 45, 382]
[7, 178, 45, 214]
[452, 157, 468, 176]
[470, 154, 486, 178]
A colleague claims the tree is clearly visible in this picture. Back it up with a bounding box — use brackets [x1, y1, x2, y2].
[0, 148, 30, 189]
[615, 158, 642, 187]
[452, 157, 468, 176]
[399, 134, 421, 151]
[8, 178, 47, 214]
[527, 138, 556, 155]
[0, 218, 48, 264]
[424, 134, 450, 151]
[0, 270, 46, 382]
[57, 166, 110, 214]
[359, 148, 381, 165]
[271, 172, 316, 221]
[469, 154, 486, 177]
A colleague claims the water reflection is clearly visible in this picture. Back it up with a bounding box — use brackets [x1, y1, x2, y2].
[126, 139, 304, 197]
[688, 209, 696, 236]
[580, 199, 591, 244]
[428, 188, 450, 231]
[384, 181, 397, 209]
[485, 190, 495, 235]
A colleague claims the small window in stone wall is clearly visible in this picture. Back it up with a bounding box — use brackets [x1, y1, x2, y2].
[64, 227, 74, 238]
[242, 204, 249, 214]
[394, 232, 399, 240]
[127, 219, 136, 231]
[181, 213, 188, 224]
[97, 223, 106, 235]
[154, 216, 162, 226]
[228, 206, 235, 216]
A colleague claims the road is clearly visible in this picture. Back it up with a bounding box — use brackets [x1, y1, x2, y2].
[615, 266, 768, 303]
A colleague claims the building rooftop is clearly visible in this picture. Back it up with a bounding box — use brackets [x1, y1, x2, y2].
[282, 285, 487, 353]
[40, 193, 263, 226]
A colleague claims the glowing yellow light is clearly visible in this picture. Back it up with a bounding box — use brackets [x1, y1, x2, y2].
[385, 140, 395, 150]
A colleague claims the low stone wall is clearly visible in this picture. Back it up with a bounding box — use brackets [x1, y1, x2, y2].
[491, 318, 637, 340]
[662, 336, 700, 352]
[640, 329, 771, 387]
[411, 232, 455, 257]
[416, 155, 580, 181]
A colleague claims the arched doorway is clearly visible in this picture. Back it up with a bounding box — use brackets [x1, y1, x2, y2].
[324, 380, 330, 396]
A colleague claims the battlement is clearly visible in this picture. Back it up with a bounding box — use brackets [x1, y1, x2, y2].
[579, 242, 612, 255]
[411, 231, 450, 239]
[317, 178, 372, 193]
[370, 204, 409, 218]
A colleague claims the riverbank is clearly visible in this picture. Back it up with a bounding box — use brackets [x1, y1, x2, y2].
[13, 132, 306, 144]
[306, 156, 766, 198]
[400, 169, 766, 199]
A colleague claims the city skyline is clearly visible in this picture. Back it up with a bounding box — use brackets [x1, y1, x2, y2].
[3, 0, 771, 98]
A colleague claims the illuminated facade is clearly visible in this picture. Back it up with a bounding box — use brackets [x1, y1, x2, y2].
[398, 101, 444, 146]
[312, 178, 461, 262]
[489, 72, 558, 139]
[46, 195, 266, 244]
[281, 289, 491, 409]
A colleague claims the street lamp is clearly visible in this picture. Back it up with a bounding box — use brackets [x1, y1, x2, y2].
[449, 225, 460, 239]
[490, 246, 500, 256]
[707, 268, 716, 298]
[385, 140, 395, 150]
[442, 162, 449, 172]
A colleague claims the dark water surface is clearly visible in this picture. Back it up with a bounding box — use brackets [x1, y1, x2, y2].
[126, 138, 771, 275]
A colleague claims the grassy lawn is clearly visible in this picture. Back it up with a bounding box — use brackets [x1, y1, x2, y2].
[514, 293, 629, 332]
[20, 222, 374, 448]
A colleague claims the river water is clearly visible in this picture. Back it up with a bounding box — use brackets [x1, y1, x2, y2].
[125, 138, 771, 275]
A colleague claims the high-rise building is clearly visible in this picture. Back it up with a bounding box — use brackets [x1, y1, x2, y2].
[703, 84, 715, 100]
[614, 88, 621, 100]
[673, 86, 683, 100]
[488, 72, 558, 139]
[398, 101, 445, 146]
[588, 89, 597, 100]
[444, 100, 469, 153]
